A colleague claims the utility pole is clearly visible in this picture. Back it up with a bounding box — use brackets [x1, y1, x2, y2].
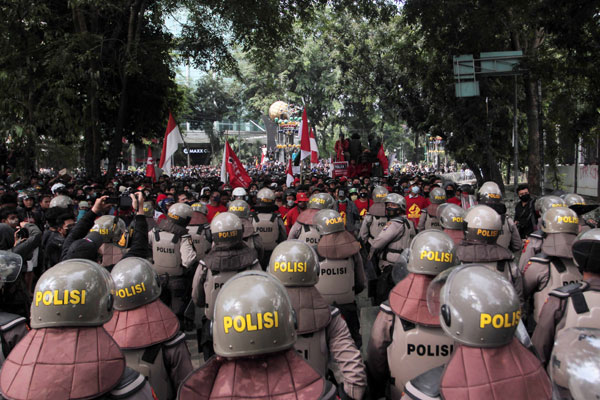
[513, 76, 519, 186]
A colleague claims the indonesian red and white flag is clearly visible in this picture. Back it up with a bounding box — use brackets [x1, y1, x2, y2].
[260, 146, 268, 165]
[159, 112, 183, 176]
[145, 147, 156, 182]
[220, 141, 251, 188]
[310, 127, 319, 165]
[299, 108, 311, 160]
[377, 144, 389, 175]
[286, 158, 294, 187]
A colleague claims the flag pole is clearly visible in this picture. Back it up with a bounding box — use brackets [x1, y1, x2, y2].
[177, 122, 191, 167]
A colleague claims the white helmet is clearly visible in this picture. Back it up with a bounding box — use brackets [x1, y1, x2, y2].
[232, 187, 247, 200]
[51, 183, 66, 194]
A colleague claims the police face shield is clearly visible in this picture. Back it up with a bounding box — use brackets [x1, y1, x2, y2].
[0, 250, 23, 283]
[426, 266, 462, 317]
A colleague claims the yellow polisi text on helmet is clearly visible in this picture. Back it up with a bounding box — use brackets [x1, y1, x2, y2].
[419, 251, 453, 263]
[116, 283, 146, 298]
[480, 310, 521, 329]
[35, 290, 86, 306]
[476, 228, 499, 237]
[557, 216, 579, 224]
[551, 203, 564, 208]
[273, 261, 306, 272]
[433, 195, 445, 201]
[310, 198, 325, 204]
[229, 206, 246, 212]
[487, 193, 501, 199]
[452, 217, 463, 223]
[223, 311, 279, 334]
[168, 213, 179, 219]
[218, 230, 238, 239]
[325, 217, 343, 225]
[375, 193, 387, 198]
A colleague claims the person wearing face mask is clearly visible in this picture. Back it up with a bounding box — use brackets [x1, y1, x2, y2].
[404, 184, 428, 230]
[354, 187, 373, 218]
[336, 187, 361, 234]
[206, 190, 227, 222]
[279, 189, 296, 218]
[444, 182, 461, 205]
[283, 191, 309, 235]
[514, 183, 538, 239]
[42, 212, 75, 271]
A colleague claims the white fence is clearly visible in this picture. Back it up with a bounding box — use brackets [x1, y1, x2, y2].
[544, 164, 598, 197]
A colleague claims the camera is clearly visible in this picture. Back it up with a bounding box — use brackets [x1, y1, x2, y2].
[16, 228, 29, 240]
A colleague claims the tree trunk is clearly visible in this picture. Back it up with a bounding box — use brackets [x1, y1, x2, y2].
[525, 77, 541, 194]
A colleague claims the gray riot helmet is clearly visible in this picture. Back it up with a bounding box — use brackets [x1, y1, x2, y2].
[541, 207, 579, 234]
[49, 195, 73, 209]
[31, 259, 114, 328]
[313, 209, 345, 235]
[564, 193, 599, 216]
[228, 199, 251, 219]
[550, 327, 600, 398]
[572, 228, 600, 273]
[536, 195, 566, 215]
[439, 203, 465, 230]
[111, 257, 161, 311]
[90, 215, 127, 244]
[167, 203, 193, 226]
[213, 271, 296, 358]
[372, 186, 389, 203]
[463, 205, 502, 244]
[0, 251, 23, 289]
[436, 203, 451, 218]
[308, 192, 335, 210]
[429, 187, 447, 204]
[191, 202, 208, 215]
[268, 240, 319, 286]
[142, 201, 154, 218]
[384, 193, 406, 211]
[427, 264, 521, 347]
[210, 212, 243, 244]
[257, 188, 276, 205]
[478, 181, 502, 204]
[407, 231, 457, 275]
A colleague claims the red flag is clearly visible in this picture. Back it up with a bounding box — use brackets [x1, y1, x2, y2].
[286, 158, 294, 187]
[223, 141, 251, 188]
[310, 128, 319, 164]
[377, 144, 389, 173]
[299, 108, 311, 160]
[145, 147, 156, 182]
[159, 112, 183, 175]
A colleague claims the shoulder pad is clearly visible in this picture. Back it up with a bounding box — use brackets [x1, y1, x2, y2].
[550, 282, 587, 298]
[0, 312, 26, 332]
[163, 331, 186, 347]
[379, 301, 393, 315]
[109, 367, 146, 399]
[529, 230, 544, 240]
[330, 307, 341, 317]
[404, 365, 444, 399]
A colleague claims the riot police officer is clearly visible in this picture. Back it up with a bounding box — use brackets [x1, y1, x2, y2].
[191, 212, 261, 360]
[187, 202, 211, 258]
[0, 251, 28, 370]
[0, 259, 155, 399]
[313, 209, 366, 347]
[439, 203, 465, 244]
[104, 257, 193, 400]
[523, 207, 582, 323]
[143, 201, 156, 231]
[456, 205, 522, 302]
[532, 228, 600, 365]
[359, 186, 389, 251]
[148, 202, 197, 324]
[477, 181, 522, 252]
[563, 193, 598, 233]
[403, 265, 552, 400]
[417, 187, 446, 231]
[228, 199, 265, 265]
[90, 215, 128, 267]
[231, 186, 248, 201]
[179, 271, 337, 400]
[268, 241, 367, 399]
[367, 231, 457, 399]
[289, 192, 335, 249]
[252, 188, 287, 268]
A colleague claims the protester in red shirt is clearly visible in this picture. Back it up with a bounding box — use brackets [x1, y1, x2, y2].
[405, 184, 428, 228]
[279, 190, 296, 219]
[283, 192, 308, 235]
[354, 187, 373, 218]
[334, 134, 349, 161]
[206, 190, 227, 222]
[444, 182, 462, 205]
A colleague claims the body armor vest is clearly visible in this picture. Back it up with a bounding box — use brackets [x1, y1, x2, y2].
[368, 216, 389, 245]
[496, 218, 512, 249]
[388, 315, 454, 397]
[424, 205, 442, 231]
[295, 329, 329, 376]
[551, 283, 600, 337]
[100, 243, 125, 268]
[315, 257, 355, 305]
[297, 223, 321, 248]
[383, 219, 411, 265]
[123, 346, 172, 400]
[152, 229, 184, 276]
[188, 225, 211, 257]
[530, 255, 582, 323]
[479, 261, 513, 282]
[252, 213, 280, 250]
[204, 269, 242, 320]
